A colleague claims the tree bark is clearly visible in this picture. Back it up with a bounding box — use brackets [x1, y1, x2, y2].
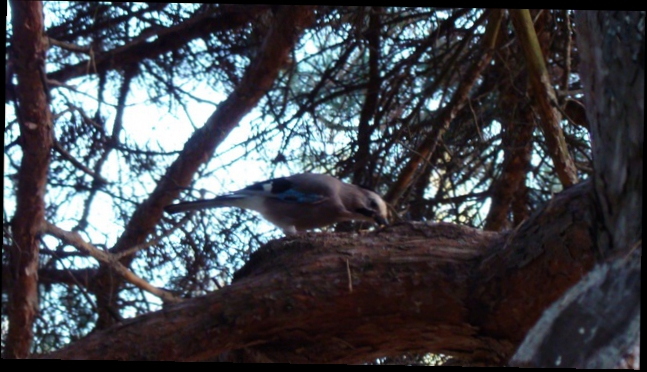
[42, 181, 596, 362]
[484, 23, 534, 231]
[510, 247, 640, 368]
[5, 1, 53, 359]
[510, 10, 643, 368]
[576, 10, 643, 255]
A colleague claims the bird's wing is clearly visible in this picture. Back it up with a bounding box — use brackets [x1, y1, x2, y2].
[235, 174, 333, 204]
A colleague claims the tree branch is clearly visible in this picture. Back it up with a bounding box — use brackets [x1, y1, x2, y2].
[87, 5, 316, 329]
[42, 222, 182, 304]
[52, 140, 109, 185]
[352, 6, 382, 186]
[509, 9, 579, 187]
[45, 5, 273, 85]
[385, 10, 502, 204]
[41, 180, 597, 362]
[485, 74, 534, 231]
[1, 266, 96, 292]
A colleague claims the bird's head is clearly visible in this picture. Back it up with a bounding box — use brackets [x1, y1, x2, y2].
[352, 188, 389, 226]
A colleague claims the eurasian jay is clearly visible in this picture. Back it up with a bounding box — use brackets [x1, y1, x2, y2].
[164, 173, 389, 234]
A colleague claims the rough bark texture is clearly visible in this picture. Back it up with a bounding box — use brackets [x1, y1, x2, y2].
[5, 0, 53, 359]
[511, 247, 640, 368]
[509, 10, 643, 368]
[42, 181, 596, 362]
[576, 10, 644, 255]
[89, 5, 316, 329]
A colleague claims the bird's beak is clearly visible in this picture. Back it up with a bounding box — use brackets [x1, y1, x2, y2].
[374, 215, 389, 226]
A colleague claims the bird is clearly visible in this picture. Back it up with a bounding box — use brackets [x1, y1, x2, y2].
[164, 173, 389, 234]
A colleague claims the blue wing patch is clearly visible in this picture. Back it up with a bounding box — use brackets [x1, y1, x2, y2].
[275, 188, 324, 203]
[243, 177, 323, 203]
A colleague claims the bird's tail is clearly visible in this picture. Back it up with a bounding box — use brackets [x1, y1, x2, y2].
[164, 195, 245, 214]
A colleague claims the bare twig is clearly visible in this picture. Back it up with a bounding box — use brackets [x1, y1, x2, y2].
[42, 221, 183, 304]
[52, 140, 109, 184]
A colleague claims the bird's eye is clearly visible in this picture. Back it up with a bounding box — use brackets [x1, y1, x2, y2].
[368, 199, 378, 210]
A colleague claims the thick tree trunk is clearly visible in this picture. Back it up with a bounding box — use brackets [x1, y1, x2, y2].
[510, 10, 643, 368]
[577, 10, 643, 256]
[6, 1, 53, 359]
[42, 181, 595, 362]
